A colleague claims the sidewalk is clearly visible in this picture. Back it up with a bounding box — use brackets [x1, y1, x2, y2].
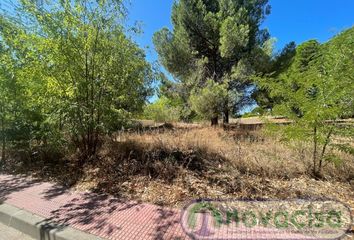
[0, 221, 34, 240]
[0, 174, 188, 240]
[1, 174, 352, 240]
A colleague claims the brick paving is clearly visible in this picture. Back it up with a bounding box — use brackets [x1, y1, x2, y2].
[0, 174, 187, 240]
[0, 174, 351, 240]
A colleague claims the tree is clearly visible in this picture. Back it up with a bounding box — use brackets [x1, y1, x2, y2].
[0, 42, 12, 162]
[252, 41, 296, 111]
[153, 0, 272, 125]
[0, 22, 42, 162]
[0, 0, 155, 162]
[143, 96, 182, 123]
[190, 79, 228, 124]
[157, 74, 196, 122]
[257, 27, 354, 177]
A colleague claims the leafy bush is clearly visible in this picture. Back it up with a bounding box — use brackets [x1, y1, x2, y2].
[190, 80, 228, 123]
[143, 97, 181, 122]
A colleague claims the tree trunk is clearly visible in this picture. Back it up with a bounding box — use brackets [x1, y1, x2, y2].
[312, 126, 318, 176]
[211, 117, 218, 126]
[1, 118, 5, 163]
[223, 95, 229, 124]
[1, 138, 4, 162]
[319, 127, 333, 172]
[223, 109, 229, 124]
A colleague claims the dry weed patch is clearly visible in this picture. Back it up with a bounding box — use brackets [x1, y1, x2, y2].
[3, 125, 354, 209]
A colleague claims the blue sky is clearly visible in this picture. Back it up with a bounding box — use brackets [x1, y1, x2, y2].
[127, 0, 354, 63]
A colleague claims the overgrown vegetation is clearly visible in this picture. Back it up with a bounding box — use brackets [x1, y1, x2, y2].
[0, 0, 353, 213]
[3, 126, 353, 207]
[142, 97, 181, 123]
[0, 0, 156, 163]
[257, 28, 354, 176]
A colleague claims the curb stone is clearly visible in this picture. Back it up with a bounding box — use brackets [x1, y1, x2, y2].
[0, 203, 104, 240]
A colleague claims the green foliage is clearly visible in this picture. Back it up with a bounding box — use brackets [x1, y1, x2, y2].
[0, 0, 154, 160]
[257, 27, 354, 176]
[252, 41, 297, 110]
[190, 80, 228, 120]
[242, 106, 267, 117]
[143, 97, 181, 123]
[153, 0, 272, 124]
[157, 75, 197, 122]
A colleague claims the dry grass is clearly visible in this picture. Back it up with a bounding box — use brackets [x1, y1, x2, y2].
[70, 125, 354, 208]
[3, 124, 354, 210]
[110, 126, 354, 180]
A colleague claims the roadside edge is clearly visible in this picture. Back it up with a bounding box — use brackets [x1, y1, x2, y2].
[0, 203, 104, 240]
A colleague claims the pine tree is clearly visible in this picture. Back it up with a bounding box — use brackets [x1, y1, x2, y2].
[153, 0, 272, 125]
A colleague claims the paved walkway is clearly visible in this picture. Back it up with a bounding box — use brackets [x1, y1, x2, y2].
[0, 174, 352, 240]
[0, 221, 34, 240]
[0, 174, 187, 240]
